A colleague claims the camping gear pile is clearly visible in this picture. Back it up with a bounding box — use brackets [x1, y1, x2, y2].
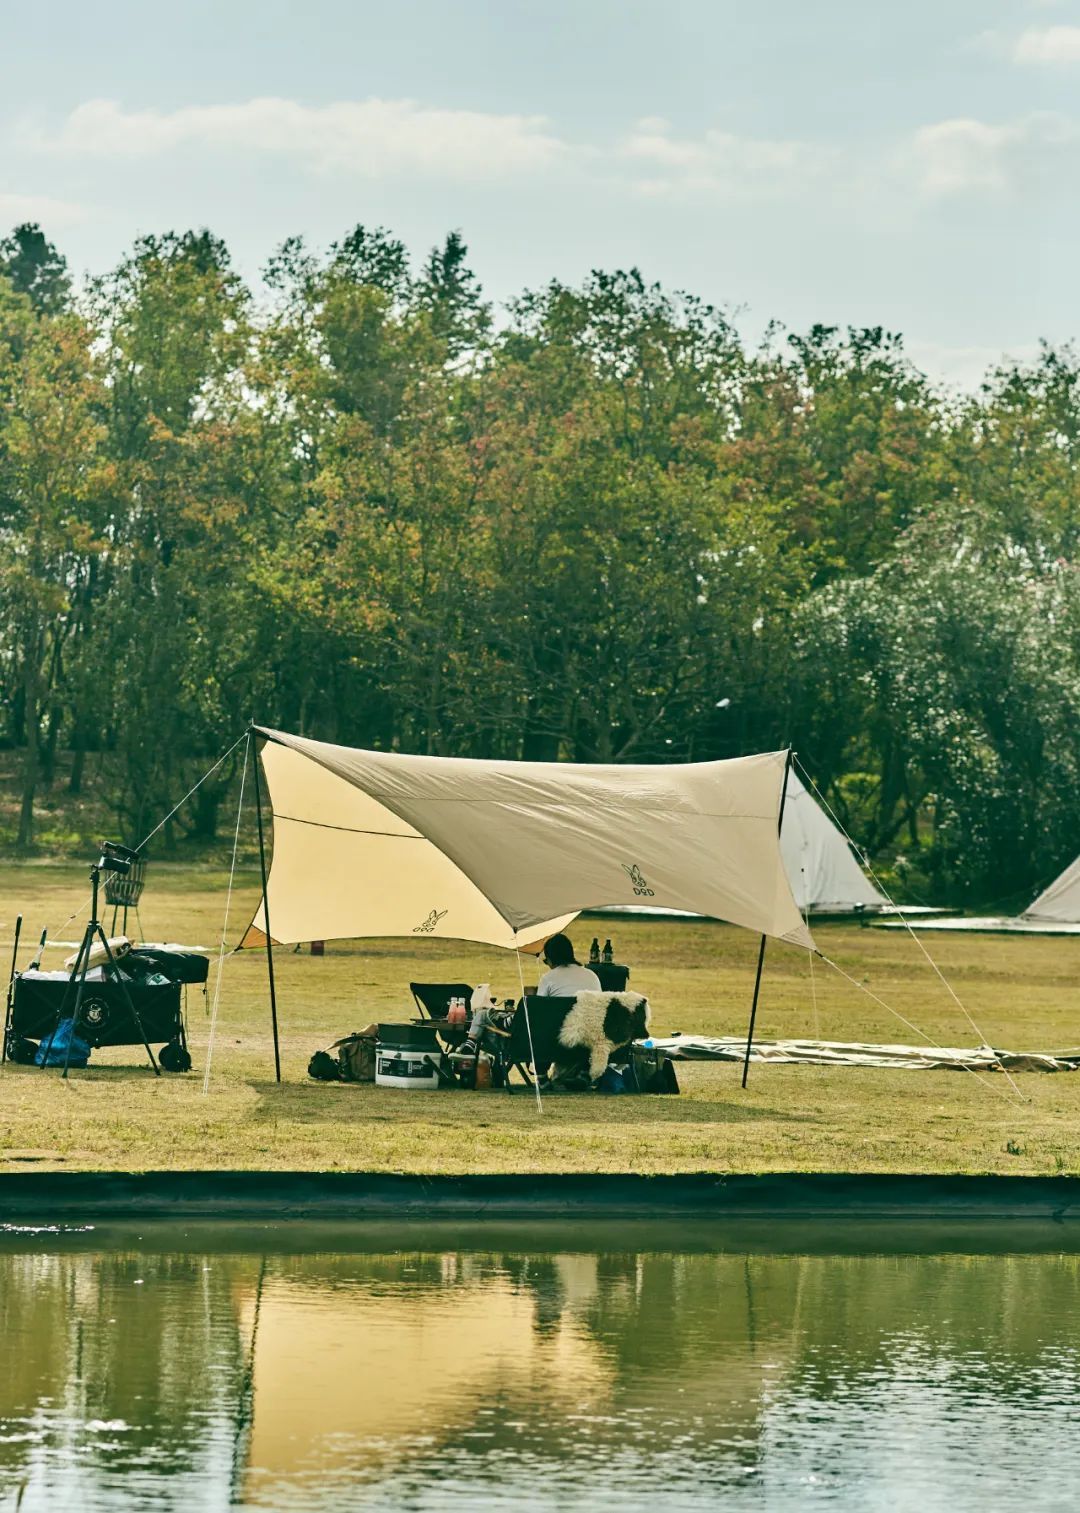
[307, 977, 679, 1094]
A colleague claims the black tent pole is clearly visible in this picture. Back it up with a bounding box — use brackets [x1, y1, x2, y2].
[251, 727, 282, 1083]
[742, 748, 794, 1089]
[2, 914, 22, 1064]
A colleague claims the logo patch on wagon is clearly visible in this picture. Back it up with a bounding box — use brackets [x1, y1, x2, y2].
[622, 863, 655, 897]
[413, 908, 448, 934]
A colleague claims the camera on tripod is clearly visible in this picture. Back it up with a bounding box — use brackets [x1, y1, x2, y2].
[96, 841, 140, 878]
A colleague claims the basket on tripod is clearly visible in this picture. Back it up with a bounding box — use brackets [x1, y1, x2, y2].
[105, 856, 146, 936]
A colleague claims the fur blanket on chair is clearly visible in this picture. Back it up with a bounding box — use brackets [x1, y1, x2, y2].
[555, 991, 650, 1082]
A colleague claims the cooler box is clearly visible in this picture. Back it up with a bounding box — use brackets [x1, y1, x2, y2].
[375, 1023, 441, 1090]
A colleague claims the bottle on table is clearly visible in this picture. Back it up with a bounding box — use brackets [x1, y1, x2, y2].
[589, 937, 601, 965]
[602, 939, 613, 964]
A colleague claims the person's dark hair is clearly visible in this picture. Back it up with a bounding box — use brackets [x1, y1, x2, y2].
[543, 932, 576, 968]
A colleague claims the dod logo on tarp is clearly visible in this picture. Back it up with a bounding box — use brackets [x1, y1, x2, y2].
[413, 909, 448, 934]
[622, 864, 655, 897]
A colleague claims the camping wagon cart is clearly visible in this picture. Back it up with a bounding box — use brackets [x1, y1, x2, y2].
[5, 944, 208, 1072]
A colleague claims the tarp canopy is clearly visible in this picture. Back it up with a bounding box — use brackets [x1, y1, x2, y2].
[781, 771, 886, 914]
[242, 728, 814, 952]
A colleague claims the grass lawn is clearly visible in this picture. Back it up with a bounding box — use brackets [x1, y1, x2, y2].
[1, 862, 1078, 1176]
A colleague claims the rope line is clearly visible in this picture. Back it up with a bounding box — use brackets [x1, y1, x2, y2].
[804, 894, 820, 1040]
[514, 945, 544, 1115]
[202, 737, 250, 1095]
[816, 950, 1024, 1105]
[794, 756, 1027, 1102]
[134, 731, 248, 854]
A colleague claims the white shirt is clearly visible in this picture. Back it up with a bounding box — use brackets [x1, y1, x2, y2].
[535, 963, 602, 998]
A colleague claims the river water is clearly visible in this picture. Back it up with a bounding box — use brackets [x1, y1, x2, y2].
[0, 1219, 1078, 1511]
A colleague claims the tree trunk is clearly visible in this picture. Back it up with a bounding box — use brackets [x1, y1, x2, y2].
[69, 740, 86, 795]
[16, 662, 40, 853]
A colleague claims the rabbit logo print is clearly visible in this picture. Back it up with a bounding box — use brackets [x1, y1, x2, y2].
[622, 864, 655, 897]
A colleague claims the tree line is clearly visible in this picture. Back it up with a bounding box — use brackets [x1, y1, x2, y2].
[1, 220, 1078, 904]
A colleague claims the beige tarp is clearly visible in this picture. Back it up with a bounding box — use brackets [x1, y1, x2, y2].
[242, 727, 814, 952]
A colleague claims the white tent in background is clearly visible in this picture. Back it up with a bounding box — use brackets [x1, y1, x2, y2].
[874, 850, 1080, 935]
[1023, 856, 1080, 926]
[780, 771, 886, 915]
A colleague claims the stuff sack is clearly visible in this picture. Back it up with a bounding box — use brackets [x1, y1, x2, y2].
[34, 1018, 91, 1069]
[307, 1050, 343, 1082]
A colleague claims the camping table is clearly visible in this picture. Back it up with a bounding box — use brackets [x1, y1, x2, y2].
[590, 961, 630, 992]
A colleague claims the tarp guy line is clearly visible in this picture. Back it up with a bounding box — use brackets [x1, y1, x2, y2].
[203, 737, 250, 1095]
[794, 757, 1027, 1104]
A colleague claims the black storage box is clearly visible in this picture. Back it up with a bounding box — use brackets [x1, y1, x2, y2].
[12, 975, 183, 1048]
[377, 1022, 442, 1052]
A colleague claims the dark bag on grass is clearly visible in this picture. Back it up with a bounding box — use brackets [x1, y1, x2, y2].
[308, 1049, 343, 1082]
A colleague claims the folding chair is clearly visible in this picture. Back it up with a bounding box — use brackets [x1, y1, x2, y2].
[409, 982, 473, 1021]
[502, 996, 578, 1091]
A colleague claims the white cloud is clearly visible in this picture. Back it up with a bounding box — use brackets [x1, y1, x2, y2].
[25, 96, 835, 204]
[0, 192, 86, 227]
[910, 112, 1077, 196]
[31, 97, 568, 181]
[620, 118, 829, 197]
[1012, 24, 1080, 62]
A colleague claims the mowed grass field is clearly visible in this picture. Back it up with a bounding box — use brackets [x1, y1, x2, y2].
[0, 862, 1078, 1176]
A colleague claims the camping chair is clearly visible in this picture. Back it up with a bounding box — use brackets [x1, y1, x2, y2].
[502, 996, 579, 1091]
[409, 982, 473, 1021]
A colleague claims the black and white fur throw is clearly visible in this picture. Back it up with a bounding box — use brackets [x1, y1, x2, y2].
[555, 992, 650, 1082]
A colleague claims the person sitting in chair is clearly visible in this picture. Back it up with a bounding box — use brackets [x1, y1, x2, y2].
[535, 933, 601, 997]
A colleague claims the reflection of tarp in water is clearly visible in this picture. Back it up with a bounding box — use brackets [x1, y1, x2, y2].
[2, 1240, 1080, 1504]
[238, 1256, 612, 1493]
[648, 1035, 1080, 1072]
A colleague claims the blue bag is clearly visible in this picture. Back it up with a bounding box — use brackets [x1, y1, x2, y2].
[34, 1018, 92, 1068]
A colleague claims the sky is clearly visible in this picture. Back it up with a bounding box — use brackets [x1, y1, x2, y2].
[2, 0, 1078, 386]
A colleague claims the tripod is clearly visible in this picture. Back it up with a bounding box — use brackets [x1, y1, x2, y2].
[40, 862, 161, 1079]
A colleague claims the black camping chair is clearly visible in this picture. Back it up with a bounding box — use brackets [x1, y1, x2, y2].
[410, 982, 473, 1021]
[502, 996, 580, 1091]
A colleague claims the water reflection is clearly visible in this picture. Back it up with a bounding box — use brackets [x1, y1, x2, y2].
[0, 1224, 1078, 1509]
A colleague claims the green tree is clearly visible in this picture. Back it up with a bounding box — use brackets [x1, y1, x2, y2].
[0, 223, 71, 315]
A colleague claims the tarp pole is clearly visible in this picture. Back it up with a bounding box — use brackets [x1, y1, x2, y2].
[251, 728, 282, 1083]
[2, 913, 22, 1064]
[742, 749, 794, 1088]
